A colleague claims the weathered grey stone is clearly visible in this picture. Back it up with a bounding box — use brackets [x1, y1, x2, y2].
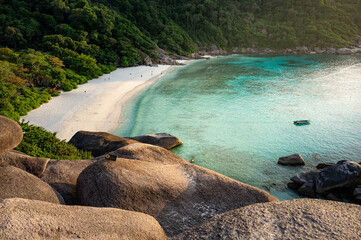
[156, 48, 167, 59]
[278, 153, 305, 166]
[298, 181, 316, 197]
[287, 181, 299, 190]
[0, 198, 167, 240]
[144, 55, 152, 66]
[284, 48, 293, 54]
[0, 115, 23, 154]
[316, 162, 335, 169]
[41, 159, 96, 205]
[315, 161, 361, 194]
[128, 133, 183, 150]
[241, 48, 258, 54]
[69, 131, 138, 157]
[0, 166, 63, 204]
[351, 47, 361, 54]
[336, 48, 353, 55]
[325, 192, 341, 201]
[353, 187, 361, 197]
[191, 52, 202, 59]
[0, 150, 49, 177]
[296, 46, 309, 53]
[326, 47, 336, 54]
[77, 143, 278, 237]
[314, 47, 325, 53]
[290, 170, 320, 185]
[171, 199, 361, 240]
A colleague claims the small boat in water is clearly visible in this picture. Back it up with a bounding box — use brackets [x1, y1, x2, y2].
[294, 120, 311, 125]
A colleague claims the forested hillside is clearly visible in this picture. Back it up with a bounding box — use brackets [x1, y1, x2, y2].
[0, 0, 360, 158]
[95, 0, 361, 51]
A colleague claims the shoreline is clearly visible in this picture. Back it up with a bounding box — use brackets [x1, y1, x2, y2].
[21, 64, 184, 141]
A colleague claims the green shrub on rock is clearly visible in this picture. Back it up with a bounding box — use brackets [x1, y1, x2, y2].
[16, 121, 92, 160]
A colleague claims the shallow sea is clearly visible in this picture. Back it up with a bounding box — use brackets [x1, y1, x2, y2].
[114, 54, 361, 200]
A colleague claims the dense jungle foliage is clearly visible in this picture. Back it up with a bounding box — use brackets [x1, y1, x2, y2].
[15, 121, 92, 159]
[0, 0, 360, 158]
[96, 0, 361, 50]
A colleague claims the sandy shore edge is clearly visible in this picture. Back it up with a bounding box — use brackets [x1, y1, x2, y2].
[22, 63, 186, 141]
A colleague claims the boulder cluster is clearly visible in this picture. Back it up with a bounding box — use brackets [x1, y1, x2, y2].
[1, 115, 360, 239]
[288, 160, 361, 203]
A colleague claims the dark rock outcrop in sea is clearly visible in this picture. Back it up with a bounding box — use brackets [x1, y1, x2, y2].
[278, 153, 305, 166]
[0, 150, 49, 177]
[77, 143, 278, 236]
[69, 131, 138, 157]
[289, 160, 361, 202]
[127, 133, 183, 150]
[0, 166, 64, 204]
[315, 160, 361, 194]
[171, 199, 361, 240]
[41, 159, 96, 205]
[0, 198, 167, 240]
[0, 115, 23, 154]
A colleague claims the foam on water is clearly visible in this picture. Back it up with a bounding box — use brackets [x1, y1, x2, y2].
[114, 55, 361, 200]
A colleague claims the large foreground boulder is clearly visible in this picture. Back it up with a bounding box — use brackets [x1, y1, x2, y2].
[0, 166, 63, 204]
[77, 143, 278, 236]
[0, 198, 167, 239]
[0, 150, 49, 177]
[127, 133, 183, 150]
[0, 115, 23, 154]
[41, 159, 96, 204]
[69, 131, 138, 157]
[171, 199, 361, 240]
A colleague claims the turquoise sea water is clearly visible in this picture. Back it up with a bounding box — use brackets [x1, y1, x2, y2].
[114, 55, 361, 200]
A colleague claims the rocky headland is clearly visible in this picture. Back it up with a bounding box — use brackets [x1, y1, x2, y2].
[0, 115, 360, 239]
[191, 39, 361, 56]
[147, 41, 361, 68]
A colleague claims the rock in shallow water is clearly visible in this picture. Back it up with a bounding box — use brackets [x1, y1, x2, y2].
[0, 115, 23, 154]
[171, 199, 361, 240]
[0, 198, 167, 240]
[0, 166, 63, 204]
[278, 153, 305, 166]
[77, 143, 278, 236]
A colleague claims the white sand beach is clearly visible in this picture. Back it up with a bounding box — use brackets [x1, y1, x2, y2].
[22, 65, 177, 141]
